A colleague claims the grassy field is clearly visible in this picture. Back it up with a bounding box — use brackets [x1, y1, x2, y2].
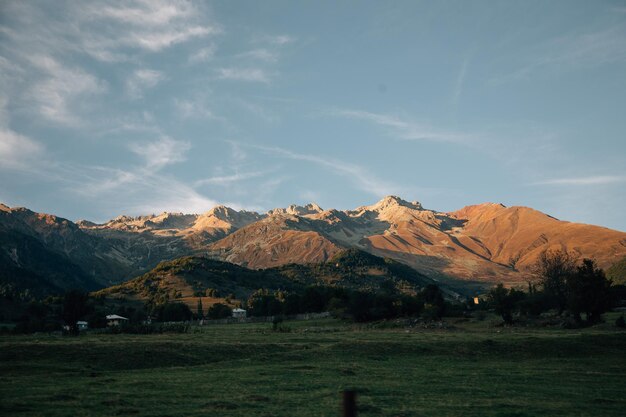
[1, 315, 625, 417]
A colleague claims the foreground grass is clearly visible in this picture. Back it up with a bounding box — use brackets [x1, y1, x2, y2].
[1, 317, 625, 417]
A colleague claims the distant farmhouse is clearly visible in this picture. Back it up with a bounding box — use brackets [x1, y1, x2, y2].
[106, 314, 128, 327]
[63, 321, 89, 332]
[232, 308, 247, 318]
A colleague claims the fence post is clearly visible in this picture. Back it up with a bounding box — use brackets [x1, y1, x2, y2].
[342, 390, 357, 417]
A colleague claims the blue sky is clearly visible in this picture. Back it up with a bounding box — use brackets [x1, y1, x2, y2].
[1, 0, 625, 230]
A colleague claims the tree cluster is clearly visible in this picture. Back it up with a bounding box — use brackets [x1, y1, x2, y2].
[488, 251, 616, 325]
[246, 282, 447, 323]
[152, 302, 193, 322]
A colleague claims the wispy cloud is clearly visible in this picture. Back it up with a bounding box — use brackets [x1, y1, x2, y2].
[27, 55, 107, 125]
[491, 26, 626, 84]
[0, 128, 45, 171]
[1, 1, 220, 127]
[236, 48, 278, 62]
[333, 109, 472, 143]
[256, 34, 296, 45]
[194, 171, 268, 187]
[128, 136, 190, 171]
[72, 165, 219, 216]
[173, 97, 215, 119]
[251, 144, 407, 197]
[126, 69, 165, 98]
[79, 0, 221, 56]
[531, 175, 626, 186]
[2, 1, 221, 62]
[71, 135, 216, 215]
[452, 55, 471, 107]
[189, 44, 217, 63]
[217, 68, 270, 83]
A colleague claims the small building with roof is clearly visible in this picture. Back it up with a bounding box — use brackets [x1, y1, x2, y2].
[232, 308, 247, 318]
[106, 314, 129, 327]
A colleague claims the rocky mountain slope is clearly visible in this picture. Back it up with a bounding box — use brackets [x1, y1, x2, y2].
[2, 196, 625, 296]
[208, 196, 626, 288]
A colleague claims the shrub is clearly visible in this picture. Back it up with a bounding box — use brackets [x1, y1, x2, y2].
[487, 284, 525, 324]
[419, 285, 445, 319]
[421, 303, 442, 321]
[153, 302, 192, 322]
[474, 310, 487, 321]
[207, 303, 232, 319]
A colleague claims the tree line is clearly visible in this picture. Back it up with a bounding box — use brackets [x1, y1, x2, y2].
[488, 251, 623, 325]
[243, 282, 449, 322]
[3, 249, 624, 334]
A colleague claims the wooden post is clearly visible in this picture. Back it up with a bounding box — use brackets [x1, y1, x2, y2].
[342, 390, 357, 417]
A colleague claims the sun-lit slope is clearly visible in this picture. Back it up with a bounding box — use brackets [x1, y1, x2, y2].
[333, 197, 516, 283]
[450, 203, 626, 271]
[204, 195, 626, 286]
[201, 196, 626, 285]
[95, 249, 436, 308]
[208, 214, 343, 268]
[94, 256, 301, 306]
[273, 248, 435, 291]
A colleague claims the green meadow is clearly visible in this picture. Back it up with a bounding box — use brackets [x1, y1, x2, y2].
[1, 316, 625, 417]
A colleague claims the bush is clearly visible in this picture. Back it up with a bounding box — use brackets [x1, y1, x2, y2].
[247, 289, 283, 316]
[421, 303, 442, 321]
[487, 284, 525, 324]
[102, 322, 190, 334]
[207, 303, 232, 319]
[153, 302, 192, 322]
[419, 285, 445, 319]
[474, 310, 487, 321]
[616, 315, 625, 328]
[271, 315, 284, 331]
[518, 292, 550, 317]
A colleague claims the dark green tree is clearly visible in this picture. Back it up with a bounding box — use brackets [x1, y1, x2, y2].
[154, 302, 192, 322]
[535, 250, 577, 314]
[488, 284, 525, 324]
[419, 284, 446, 319]
[247, 289, 282, 316]
[196, 298, 204, 320]
[283, 293, 303, 315]
[566, 259, 612, 323]
[346, 291, 376, 322]
[62, 290, 91, 335]
[207, 303, 232, 319]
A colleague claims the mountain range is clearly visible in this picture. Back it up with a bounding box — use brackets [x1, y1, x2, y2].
[1, 196, 625, 296]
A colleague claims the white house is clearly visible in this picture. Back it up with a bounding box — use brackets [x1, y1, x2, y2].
[232, 308, 247, 318]
[77, 321, 88, 331]
[106, 314, 129, 327]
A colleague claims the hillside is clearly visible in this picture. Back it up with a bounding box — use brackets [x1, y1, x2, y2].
[95, 249, 436, 311]
[207, 214, 343, 268]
